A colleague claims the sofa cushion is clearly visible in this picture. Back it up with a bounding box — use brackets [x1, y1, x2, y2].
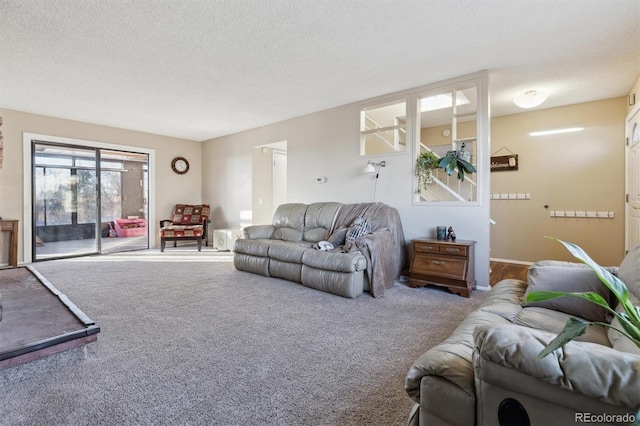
[608, 309, 640, 355]
[160, 224, 204, 238]
[617, 240, 640, 301]
[233, 238, 272, 257]
[170, 204, 210, 224]
[607, 291, 640, 355]
[302, 202, 342, 242]
[514, 306, 611, 347]
[268, 241, 309, 263]
[606, 242, 640, 352]
[301, 250, 366, 273]
[478, 279, 527, 322]
[523, 260, 614, 322]
[271, 203, 307, 241]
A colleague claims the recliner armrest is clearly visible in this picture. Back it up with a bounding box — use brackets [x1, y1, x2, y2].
[473, 323, 640, 409]
[243, 225, 275, 240]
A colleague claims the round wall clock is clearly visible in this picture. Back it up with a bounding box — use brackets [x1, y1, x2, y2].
[171, 156, 190, 175]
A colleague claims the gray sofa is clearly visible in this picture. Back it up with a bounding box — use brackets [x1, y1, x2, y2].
[405, 241, 640, 425]
[233, 202, 405, 298]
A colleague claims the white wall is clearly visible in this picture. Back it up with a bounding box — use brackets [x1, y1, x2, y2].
[491, 98, 627, 265]
[0, 108, 202, 263]
[202, 74, 491, 289]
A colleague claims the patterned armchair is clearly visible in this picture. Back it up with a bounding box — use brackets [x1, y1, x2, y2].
[159, 204, 210, 252]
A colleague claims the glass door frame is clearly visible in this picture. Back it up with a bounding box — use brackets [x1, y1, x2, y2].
[22, 133, 156, 263]
[32, 141, 102, 260]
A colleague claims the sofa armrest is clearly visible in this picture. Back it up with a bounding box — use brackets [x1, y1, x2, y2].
[473, 323, 640, 409]
[243, 225, 275, 240]
[345, 229, 405, 297]
[159, 219, 172, 228]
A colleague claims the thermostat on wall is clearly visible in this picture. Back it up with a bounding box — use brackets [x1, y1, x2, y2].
[315, 176, 327, 183]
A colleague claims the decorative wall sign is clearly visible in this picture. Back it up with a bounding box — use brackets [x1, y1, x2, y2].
[491, 154, 518, 172]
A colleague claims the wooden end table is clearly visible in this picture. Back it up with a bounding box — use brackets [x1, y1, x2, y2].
[0, 219, 19, 267]
[408, 238, 476, 297]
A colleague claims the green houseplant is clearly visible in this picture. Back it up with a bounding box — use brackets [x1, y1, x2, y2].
[415, 150, 440, 193]
[438, 143, 476, 182]
[525, 237, 640, 359]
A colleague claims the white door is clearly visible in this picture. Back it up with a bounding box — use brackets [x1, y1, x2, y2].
[272, 150, 287, 213]
[626, 104, 640, 251]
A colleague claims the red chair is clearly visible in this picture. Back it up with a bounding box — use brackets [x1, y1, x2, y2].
[159, 204, 210, 251]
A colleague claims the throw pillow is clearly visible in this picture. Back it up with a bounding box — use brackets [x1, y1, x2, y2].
[346, 218, 370, 243]
[327, 227, 348, 246]
[522, 260, 615, 323]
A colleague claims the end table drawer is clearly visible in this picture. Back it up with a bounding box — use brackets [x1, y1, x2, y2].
[413, 254, 467, 280]
[439, 244, 468, 257]
[414, 241, 439, 253]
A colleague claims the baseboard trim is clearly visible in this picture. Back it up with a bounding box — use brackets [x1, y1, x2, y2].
[490, 258, 533, 266]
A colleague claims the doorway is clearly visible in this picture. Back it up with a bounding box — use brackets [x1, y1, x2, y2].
[32, 141, 149, 260]
[272, 149, 287, 212]
[626, 103, 640, 252]
[252, 141, 287, 225]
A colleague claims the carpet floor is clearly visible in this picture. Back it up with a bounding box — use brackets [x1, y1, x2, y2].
[0, 249, 486, 426]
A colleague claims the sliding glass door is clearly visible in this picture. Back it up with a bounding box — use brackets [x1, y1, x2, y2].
[100, 150, 149, 254]
[33, 142, 149, 260]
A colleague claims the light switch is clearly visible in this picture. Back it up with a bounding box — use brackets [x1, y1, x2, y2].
[575, 211, 586, 217]
[586, 211, 597, 218]
[508, 193, 517, 199]
[565, 211, 575, 217]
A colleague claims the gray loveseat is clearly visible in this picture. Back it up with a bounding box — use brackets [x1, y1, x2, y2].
[405, 241, 640, 425]
[233, 202, 405, 298]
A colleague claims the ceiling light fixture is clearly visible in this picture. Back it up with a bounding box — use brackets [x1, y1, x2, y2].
[529, 127, 584, 137]
[513, 90, 549, 109]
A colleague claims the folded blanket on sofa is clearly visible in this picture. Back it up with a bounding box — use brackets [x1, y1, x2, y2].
[334, 202, 406, 297]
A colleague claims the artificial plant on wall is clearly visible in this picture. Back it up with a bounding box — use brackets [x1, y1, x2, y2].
[415, 150, 440, 193]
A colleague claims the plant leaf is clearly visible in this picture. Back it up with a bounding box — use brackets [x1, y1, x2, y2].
[616, 311, 640, 344]
[537, 317, 591, 358]
[457, 158, 477, 174]
[438, 156, 450, 169]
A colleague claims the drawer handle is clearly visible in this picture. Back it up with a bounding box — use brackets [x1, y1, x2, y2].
[420, 245, 434, 251]
[446, 247, 460, 253]
[432, 260, 445, 265]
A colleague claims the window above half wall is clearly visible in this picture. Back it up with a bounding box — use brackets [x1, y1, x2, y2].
[356, 71, 489, 205]
[359, 97, 408, 156]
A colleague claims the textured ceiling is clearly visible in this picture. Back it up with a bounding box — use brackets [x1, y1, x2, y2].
[1, 0, 639, 141]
